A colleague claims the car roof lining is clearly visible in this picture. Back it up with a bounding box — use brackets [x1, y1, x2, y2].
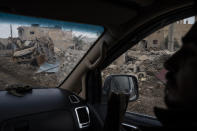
[0, 1, 138, 28]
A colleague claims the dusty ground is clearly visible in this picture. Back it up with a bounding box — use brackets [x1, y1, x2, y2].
[0, 48, 85, 90]
[0, 57, 58, 89]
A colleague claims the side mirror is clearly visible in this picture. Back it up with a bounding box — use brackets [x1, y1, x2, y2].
[103, 75, 139, 102]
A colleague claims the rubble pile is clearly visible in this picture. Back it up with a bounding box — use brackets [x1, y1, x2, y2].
[57, 48, 85, 84]
[13, 37, 56, 66]
[103, 49, 172, 83]
[0, 36, 87, 88]
[103, 48, 174, 116]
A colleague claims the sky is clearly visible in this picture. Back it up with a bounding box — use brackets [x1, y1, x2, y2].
[0, 16, 195, 39]
[0, 12, 104, 39]
[183, 16, 195, 24]
[0, 23, 100, 38]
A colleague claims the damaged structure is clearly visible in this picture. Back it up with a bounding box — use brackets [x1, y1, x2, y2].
[18, 25, 73, 50]
[0, 24, 92, 88]
[0, 24, 74, 67]
[12, 37, 55, 66]
[135, 18, 197, 50]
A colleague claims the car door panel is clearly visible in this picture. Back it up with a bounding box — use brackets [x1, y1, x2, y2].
[123, 112, 162, 130]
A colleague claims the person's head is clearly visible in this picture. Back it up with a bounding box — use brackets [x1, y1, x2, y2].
[164, 22, 197, 110]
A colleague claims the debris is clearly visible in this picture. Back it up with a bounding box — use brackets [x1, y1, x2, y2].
[24, 40, 32, 47]
[12, 36, 56, 66]
[36, 61, 59, 73]
[103, 49, 171, 87]
[13, 45, 36, 57]
[0, 50, 13, 57]
[138, 55, 149, 61]
[108, 64, 118, 70]
[54, 47, 61, 54]
[0, 25, 94, 89]
[137, 72, 147, 81]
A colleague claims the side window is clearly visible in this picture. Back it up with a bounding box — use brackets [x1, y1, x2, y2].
[102, 16, 196, 117]
[30, 31, 35, 35]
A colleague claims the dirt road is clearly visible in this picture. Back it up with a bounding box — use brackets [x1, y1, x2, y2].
[0, 57, 57, 89]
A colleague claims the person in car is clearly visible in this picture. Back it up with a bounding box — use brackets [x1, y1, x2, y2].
[152, 21, 197, 129]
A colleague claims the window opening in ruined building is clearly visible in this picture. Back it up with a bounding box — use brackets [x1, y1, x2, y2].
[18, 29, 23, 37]
[153, 40, 158, 44]
[30, 31, 34, 35]
[102, 16, 195, 117]
[142, 40, 147, 49]
[0, 12, 104, 89]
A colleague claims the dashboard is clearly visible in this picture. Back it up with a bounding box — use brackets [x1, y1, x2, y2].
[0, 88, 98, 131]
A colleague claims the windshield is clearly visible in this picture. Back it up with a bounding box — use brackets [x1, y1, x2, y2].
[0, 13, 104, 89]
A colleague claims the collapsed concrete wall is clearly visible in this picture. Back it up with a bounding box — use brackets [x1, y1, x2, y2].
[11, 37, 55, 66]
[17, 26, 74, 51]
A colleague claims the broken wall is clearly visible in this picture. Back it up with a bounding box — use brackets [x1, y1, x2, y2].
[18, 26, 74, 51]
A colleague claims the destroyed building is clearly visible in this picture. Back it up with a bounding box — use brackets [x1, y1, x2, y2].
[136, 17, 197, 50]
[17, 24, 73, 50]
[12, 37, 56, 66]
[103, 18, 197, 87]
[114, 17, 197, 66]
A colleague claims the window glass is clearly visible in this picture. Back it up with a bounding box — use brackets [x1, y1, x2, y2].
[0, 12, 104, 89]
[102, 16, 196, 117]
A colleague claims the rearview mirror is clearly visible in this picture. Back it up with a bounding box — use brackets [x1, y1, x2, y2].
[102, 75, 139, 102]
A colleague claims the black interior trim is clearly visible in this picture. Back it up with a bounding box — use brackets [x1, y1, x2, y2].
[0, 88, 92, 131]
[124, 112, 162, 128]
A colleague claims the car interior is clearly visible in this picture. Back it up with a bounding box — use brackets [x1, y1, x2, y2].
[0, 0, 196, 131]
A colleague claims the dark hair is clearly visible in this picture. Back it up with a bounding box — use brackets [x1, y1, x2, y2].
[182, 2, 197, 44]
[182, 23, 197, 44]
[195, 1, 197, 12]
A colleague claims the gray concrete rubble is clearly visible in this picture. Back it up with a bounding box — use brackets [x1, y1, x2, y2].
[13, 46, 36, 57]
[57, 48, 85, 84]
[103, 49, 173, 85]
[12, 37, 56, 66]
